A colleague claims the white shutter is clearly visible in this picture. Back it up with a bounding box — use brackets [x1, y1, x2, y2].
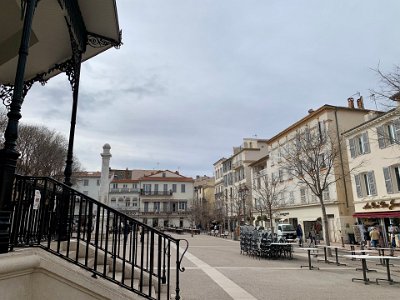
[383, 167, 393, 194]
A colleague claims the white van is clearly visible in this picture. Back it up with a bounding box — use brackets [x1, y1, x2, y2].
[276, 223, 296, 241]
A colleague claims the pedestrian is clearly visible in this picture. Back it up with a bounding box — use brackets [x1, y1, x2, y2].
[369, 226, 380, 248]
[308, 226, 316, 246]
[296, 224, 303, 247]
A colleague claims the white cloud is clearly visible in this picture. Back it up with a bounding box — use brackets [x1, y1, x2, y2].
[17, 0, 400, 178]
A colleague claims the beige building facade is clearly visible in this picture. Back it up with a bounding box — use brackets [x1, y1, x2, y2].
[259, 100, 379, 242]
[344, 103, 400, 246]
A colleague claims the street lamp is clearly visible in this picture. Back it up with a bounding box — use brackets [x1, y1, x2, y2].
[238, 185, 249, 225]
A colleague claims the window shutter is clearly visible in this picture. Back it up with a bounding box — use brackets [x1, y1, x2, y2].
[383, 167, 393, 194]
[367, 171, 377, 196]
[354, 174, 362, 198]
[362, 132, 370, 154]
[394, 118, 400, 143]
[377, 126, 386, 149]
[349, 138, 356, 158]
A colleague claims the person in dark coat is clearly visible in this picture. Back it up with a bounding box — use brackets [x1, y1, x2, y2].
[296, 224, 303, 246]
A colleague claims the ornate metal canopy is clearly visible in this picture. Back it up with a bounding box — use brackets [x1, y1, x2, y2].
[0, 0, 121, 87]
[0, 1, 122, 254]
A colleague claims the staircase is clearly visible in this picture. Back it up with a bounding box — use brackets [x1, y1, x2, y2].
[8, 175, 188, 300]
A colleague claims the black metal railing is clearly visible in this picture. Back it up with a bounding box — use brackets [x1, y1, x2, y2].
[140, 190, 173, 196]
[9, 175, 188, 300]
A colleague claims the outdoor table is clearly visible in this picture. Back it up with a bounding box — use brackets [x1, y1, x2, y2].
[343, 255, 400, 285]
[343, 255, 371, 284]
[346, 249, 378, 273]
[317, 245, 346, 266]
[374, 247, 395, 266]
[299, 247, 319, 270]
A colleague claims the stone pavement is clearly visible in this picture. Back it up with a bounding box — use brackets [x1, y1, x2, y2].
[170, 233, 400, 300]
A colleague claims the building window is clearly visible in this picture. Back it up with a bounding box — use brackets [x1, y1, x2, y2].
[377, 120, 400, 149]
[154, 184, 159, 193]
[300, 187, 307, 203]
[97, 179, 100, 186]
[125, 199, 130, 207]
[172, 184, 177, 192]
[323, 188, 330, 201]
[383, 165, 400, 194]
[83, 179, 89, 186]
[181, 184, 186, 193]
[354, 171, 377, 197]
[349, 132, 370, 158]
[178, 201, 187, 211]
[112, 183, 118, 189]
[154, 202, 160, 212]
[163, 184, 168, 192]
[143, 184, 151, 195]
[289, 191, 295, 204]
[144, 202, 149, 212]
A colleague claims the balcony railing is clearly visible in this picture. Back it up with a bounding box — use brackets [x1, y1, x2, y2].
[9, 175, 188, 300]
[140, 190, 173, 196]
[109, 188, 140, 194]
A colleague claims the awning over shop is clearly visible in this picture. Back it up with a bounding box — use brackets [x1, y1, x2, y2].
[353, 211, 400, 219]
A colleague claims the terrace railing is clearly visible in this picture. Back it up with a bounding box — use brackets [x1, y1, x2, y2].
[9, 175, 188, 300]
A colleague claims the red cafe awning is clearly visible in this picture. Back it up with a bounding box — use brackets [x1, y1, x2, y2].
[353, 211, 400, 219]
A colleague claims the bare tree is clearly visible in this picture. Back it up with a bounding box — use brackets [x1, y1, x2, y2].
[279, 127, 344, 248]
[252, 174, 284, 234]
[370, 64, 400, 109]
[0, 107, 82, 178]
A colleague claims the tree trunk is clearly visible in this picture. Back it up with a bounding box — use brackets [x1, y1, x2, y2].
[319, 195, 331, 255]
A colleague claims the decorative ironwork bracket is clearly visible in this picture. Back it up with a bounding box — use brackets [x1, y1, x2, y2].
[87, 31, 123, 49]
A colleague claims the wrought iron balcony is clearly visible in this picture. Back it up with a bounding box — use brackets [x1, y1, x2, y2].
[109, 188, 140, 194]
[140, 190, 173, 196]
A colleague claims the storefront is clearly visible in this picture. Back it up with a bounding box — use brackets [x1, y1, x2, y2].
[353, 211, 400, 247]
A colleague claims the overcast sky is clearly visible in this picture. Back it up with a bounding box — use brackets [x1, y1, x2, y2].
[21, 0, 400, 178]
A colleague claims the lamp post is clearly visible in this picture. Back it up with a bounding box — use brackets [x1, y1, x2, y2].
[238, 185, 249, 225]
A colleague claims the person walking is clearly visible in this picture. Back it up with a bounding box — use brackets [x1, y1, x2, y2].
[369, 226, 380, 248]
[296, 224, 303, 247]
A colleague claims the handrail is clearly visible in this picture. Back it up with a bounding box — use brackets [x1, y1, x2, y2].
[9, 175, 186, 300]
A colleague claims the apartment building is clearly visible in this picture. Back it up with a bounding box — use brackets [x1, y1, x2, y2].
[139, 170, 194, 228]
[214, 138, 268, 230]
[73, 171, 101, 199]
[343, 102, 400, 246]
[193, 175, 216, 229]
[73, 144, 194, 229]
[259, 99, 379, 242]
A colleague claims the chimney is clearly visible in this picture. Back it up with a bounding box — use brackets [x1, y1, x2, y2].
[347, 97, 354, 108]
[356, 96, 364, 109]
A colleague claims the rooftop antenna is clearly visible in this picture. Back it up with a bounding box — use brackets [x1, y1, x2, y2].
[351, 91, 361, 98]
[369, 93, 378, 110]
